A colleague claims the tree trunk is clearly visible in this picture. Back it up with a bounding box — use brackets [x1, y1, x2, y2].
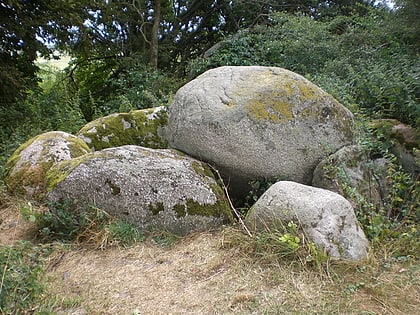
[150, 0, 161, 69]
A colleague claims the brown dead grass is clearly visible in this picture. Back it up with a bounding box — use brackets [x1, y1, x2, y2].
[43, 229, 419, 315]
[0, 192, 39, 244]
[1, 195, 419, 315]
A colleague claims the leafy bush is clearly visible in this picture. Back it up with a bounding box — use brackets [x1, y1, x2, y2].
[67, 58, 183, 121]
[188, 10, 420, 127]
[325, 124, 420, 258]
[0, 65, 87, 183]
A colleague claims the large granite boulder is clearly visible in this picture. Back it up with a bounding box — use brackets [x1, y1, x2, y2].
[312, 145, 389, 211]
[5, 131, 91, 199]
[245, 181, 369, 261]
[46, 145, 232, 235]
[167, 66, 354, 197]
[78, 106, 168, 151]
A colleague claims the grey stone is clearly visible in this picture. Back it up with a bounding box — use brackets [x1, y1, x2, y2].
[312, 145, 389, 211]
[245, 181, 369, 261]
[167, 66, 354, 197]
[78, 107, 168, 151]
[6, 131, 91, 199]
[369, 119, 420, 176]
[46, 145, 232, 235]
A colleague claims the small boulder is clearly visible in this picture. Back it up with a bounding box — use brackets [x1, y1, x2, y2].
[245, 181, 369, 261]
[46, 145, 232, 235]
[167, 66, 354, 197]
[312, 145, 389, 211]
[78, 107, 168, 151]
[6, 131, 91, 199]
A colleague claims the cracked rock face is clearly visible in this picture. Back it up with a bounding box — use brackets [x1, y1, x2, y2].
[46, 145, 232, 235]
[245, 181, 369, 261]
[166, 66, 354, 198]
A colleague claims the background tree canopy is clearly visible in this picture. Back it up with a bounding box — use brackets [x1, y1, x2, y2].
[0, 0, 419, 162]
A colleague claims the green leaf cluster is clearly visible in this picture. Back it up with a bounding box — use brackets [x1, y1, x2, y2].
[189, 9, 419, 127]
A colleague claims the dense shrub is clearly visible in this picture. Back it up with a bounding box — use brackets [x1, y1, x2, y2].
[67, 58, 183, 121]
[188, 11, 420, 127]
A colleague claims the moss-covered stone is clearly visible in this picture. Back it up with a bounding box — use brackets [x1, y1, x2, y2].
[45, 155, 88, 192]
[149, 202, 165, 215]
[5, 131, 90, 199]
[191, 161, 215, 178]
[46, 145, 233, 236]
[184, 198, 229, 219]
[77, 107, 168, 151]
[173, 203, 186, 218]
[246, 98, 293, 123]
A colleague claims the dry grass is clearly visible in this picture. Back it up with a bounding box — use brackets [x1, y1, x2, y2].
[1, 194, 419, 315]
[42, 227, 419, 315]
[0, 191, 40, 244]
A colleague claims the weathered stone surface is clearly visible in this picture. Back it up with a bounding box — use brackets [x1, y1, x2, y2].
[6, 131, 91, 198]
[245, 181, 369, 261]
[46, 145, 232, 235]
[312, 145, 389, 211]
[167, 66, 354, 197]
[369, 119, 420, 175]
[78, 107, 168, 151]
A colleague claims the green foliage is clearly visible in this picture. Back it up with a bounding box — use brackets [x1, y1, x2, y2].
[327, 125, 420, 258]
[25, 65, 87, 134]
[0, 0, 89, 112]
[105, 221, 146, 247]
[0, 242, 51, 314]
[394, 0, 420, 49]
[67, 59, 182, 121]
[237, 177, 281, 216]
[20, 200, 145, 248]
[254, 222, 303, 258]
[0, 64, 87, 183]
[189, 10, 420, 127]
[150, 230, 182, 247]
[104, 62, 182, 113]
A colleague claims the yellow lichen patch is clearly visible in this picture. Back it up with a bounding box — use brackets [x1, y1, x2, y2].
[291, 79, 322, 102]
[230, 69, 332, 123]
[246, 98, 294, 123]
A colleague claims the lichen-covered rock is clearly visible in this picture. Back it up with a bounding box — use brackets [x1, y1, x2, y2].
[46, 145, 232, 235]
[77, 106, 168, 151]
[6, 131, 91, 199]
[245, 181, 369, 261]
[312, 145, 389, 211]
[167, 66, 354, 197]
